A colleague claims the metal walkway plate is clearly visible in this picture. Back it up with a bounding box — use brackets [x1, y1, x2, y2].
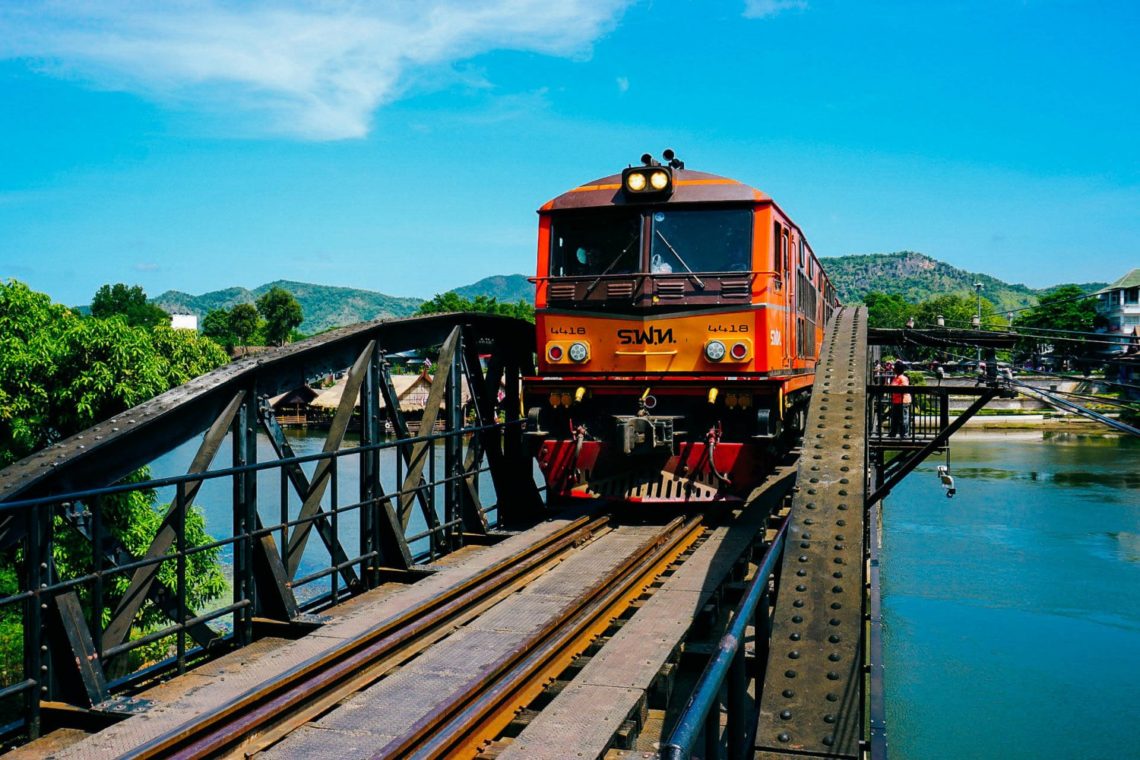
[756, 306, 867, 759]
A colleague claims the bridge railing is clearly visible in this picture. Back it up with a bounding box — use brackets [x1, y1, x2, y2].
[661, 515, 788, 760]
[0, 314, 543, 741]
[0, 418, 529, 735]
[866, 384, 954, 443]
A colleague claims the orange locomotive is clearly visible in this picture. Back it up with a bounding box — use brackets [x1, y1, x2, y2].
[524, 151, 836, 504]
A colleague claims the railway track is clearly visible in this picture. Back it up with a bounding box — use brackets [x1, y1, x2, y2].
[124, 514, 705, 759]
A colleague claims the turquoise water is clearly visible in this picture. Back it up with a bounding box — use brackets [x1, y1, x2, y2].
[882, 433, 1140, 760]
[149, 430, 499, 602]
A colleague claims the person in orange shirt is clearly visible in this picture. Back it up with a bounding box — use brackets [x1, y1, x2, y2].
[889, 361, 911, 438]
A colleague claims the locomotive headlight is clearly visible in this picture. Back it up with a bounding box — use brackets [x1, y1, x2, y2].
[568, 342, 589, 362]
[621, 165, 673, 198]
[705, 340, 726, 362]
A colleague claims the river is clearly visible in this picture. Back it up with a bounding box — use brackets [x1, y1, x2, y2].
[882, 432, 1140, 760]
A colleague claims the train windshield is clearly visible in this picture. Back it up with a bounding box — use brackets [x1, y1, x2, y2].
[550, 210, 641, 277]
[650, 208, 752, 274]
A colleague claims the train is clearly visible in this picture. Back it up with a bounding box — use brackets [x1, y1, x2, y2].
[523, 151, 836, 504]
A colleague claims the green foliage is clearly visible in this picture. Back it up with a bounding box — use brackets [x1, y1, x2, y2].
[864, 291, 911, 329]
[200, 307, 236, 351]
[911, 293, 1004, 331]
[1013, 284, 1099, 360]
[1, 281, 230, 467]
[416, 291, 535, 322]
[256, 286, 304, 346]
[91, 283, 170, 329]
[50, 469, 227, 666]
[229, 303, 259, 346]
[0, 280, 229, 673]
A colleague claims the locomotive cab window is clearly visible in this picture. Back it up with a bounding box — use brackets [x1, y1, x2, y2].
[550, 210, 641, 277]
[650, 208, 751, 274]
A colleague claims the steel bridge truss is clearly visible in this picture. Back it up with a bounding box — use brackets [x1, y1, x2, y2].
[0, 313, 541, 740]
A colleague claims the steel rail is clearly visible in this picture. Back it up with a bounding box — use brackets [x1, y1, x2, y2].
[382, 515, 706, 760]
[125, 515, 609, 759]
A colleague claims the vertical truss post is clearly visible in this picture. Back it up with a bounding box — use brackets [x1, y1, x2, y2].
[457, 336, 493, 535]
[359, 347, 383, 587]
[23, 502, 49, 737]
[444, 329, 464, 552]
[498, 351, 543, 526]
[232, 388, 258, 647]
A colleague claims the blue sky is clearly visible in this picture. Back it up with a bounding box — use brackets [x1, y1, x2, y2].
[1, 0, 1137, 306]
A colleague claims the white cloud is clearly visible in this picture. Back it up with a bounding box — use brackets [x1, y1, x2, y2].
[616, 76, 629, 93]
[0, 1, 630, 140]
[743, 0, 808, 19]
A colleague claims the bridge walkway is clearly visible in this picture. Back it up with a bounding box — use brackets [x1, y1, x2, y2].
[36, 516, 583, 759]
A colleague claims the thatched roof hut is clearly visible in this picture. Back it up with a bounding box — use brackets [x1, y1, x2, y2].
[309, 372, 472, 413]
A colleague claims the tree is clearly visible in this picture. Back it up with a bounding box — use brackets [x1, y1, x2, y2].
[256, 287, 303, 346]
[0, 280, 228, 668]
[200, 307, 235, 351]
[416, 291, 535, 323]
[1013, 284, 1099, 361]
[90, 283, 170, 329]
[228, 303, 260, 348]
[863, 291, 912, 329]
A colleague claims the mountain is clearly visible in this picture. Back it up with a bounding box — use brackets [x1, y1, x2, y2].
[819, 251, 1106, 312]
[151, 276, 536, 335]
[451, 274, 532, 304]
[146, 256, 1105, 335]
[152, 280, 422, 334]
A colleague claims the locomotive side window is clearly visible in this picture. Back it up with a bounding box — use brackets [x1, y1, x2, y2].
[772, 222, 783, 277]
[550, 210, 641, 277]
[650, 208, 752, 273]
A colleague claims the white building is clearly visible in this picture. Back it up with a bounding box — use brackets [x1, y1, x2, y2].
[1095, 268, 1140, 355]
[170, 313, 199, 331]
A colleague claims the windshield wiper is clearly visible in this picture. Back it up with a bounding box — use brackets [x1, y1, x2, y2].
[654, 229, 705, 289]
[585, 234, 640, 295]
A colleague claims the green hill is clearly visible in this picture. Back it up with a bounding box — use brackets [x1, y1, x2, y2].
[146, 256, 1104, 335]
[819, 251, 1106, 311]
[452, 274, 532, 304]
[152, 280, 422, 334]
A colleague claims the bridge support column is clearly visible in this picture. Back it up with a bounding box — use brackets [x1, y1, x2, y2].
[444, 329, 464, 552]
[232, 388, 257, 647]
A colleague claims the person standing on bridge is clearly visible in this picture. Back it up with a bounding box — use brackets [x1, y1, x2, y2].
[889, 361, 911, 438]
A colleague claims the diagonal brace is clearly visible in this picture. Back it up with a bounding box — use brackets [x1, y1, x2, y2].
[868, 389, 997, 506]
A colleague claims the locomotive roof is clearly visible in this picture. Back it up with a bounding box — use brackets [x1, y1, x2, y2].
[541, 169, 771, 212]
